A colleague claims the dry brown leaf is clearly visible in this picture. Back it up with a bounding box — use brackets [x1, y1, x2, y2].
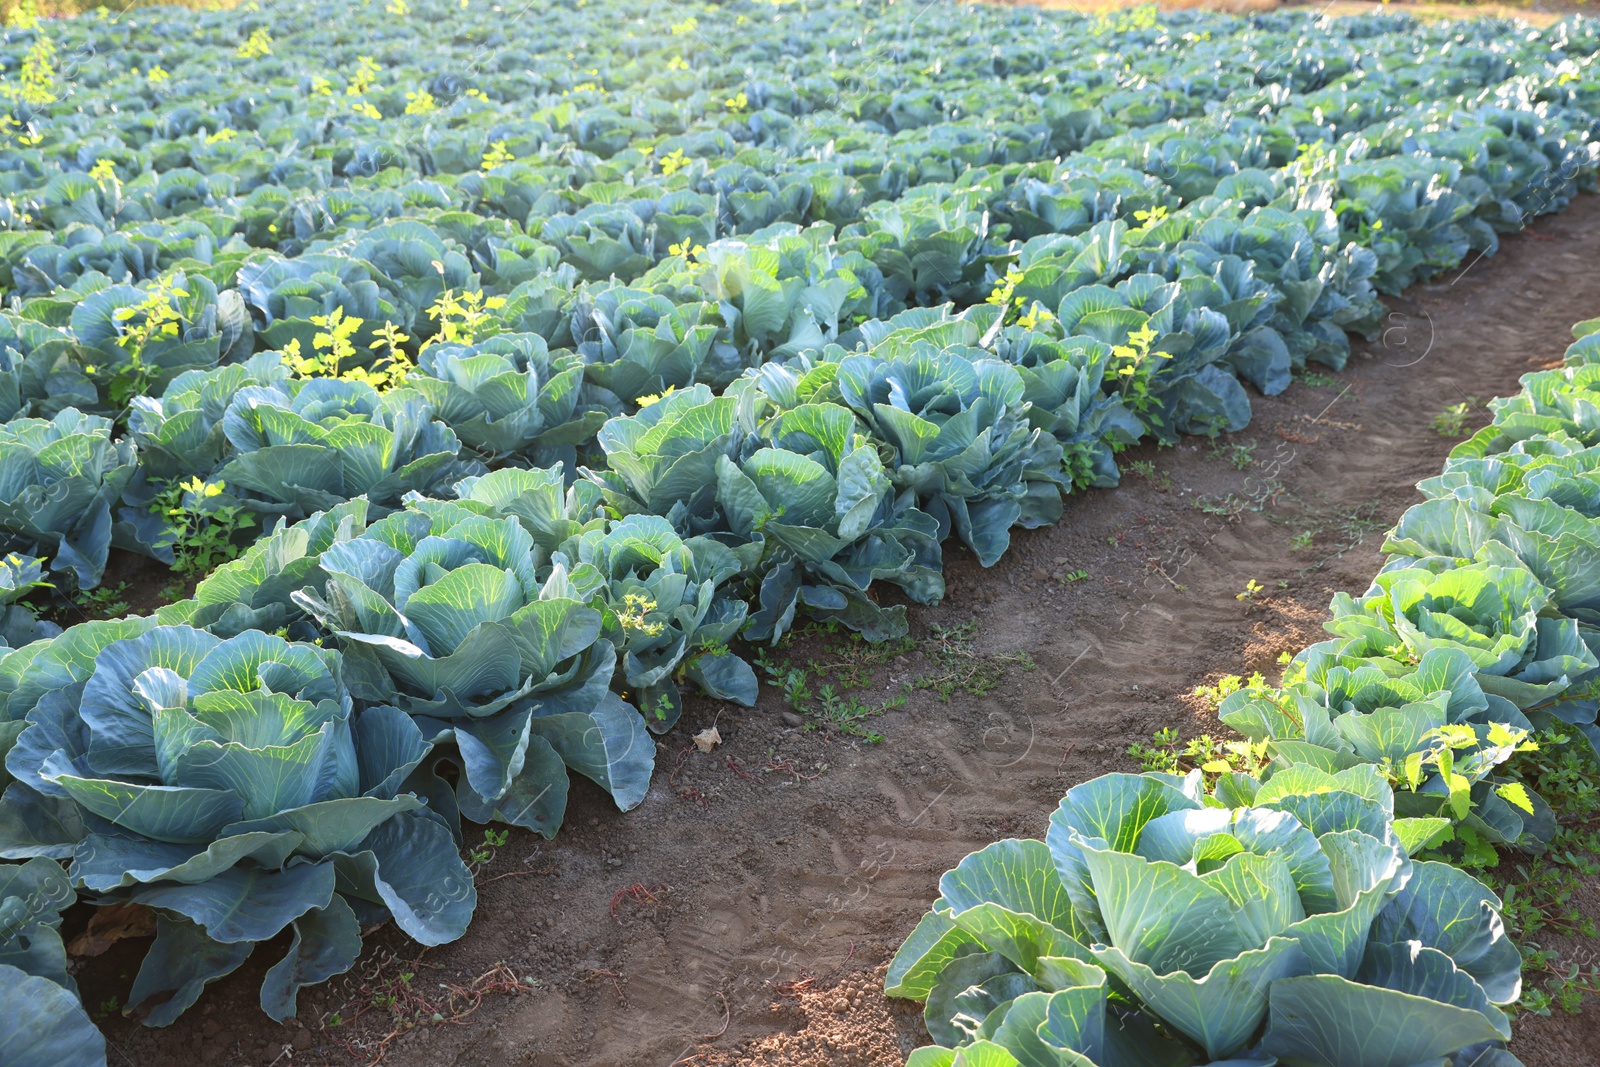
[692, 726, 722, 753]
[68, 901, 155, 957]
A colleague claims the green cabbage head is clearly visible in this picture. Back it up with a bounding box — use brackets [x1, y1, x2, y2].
[888, 766, 1522, 1067]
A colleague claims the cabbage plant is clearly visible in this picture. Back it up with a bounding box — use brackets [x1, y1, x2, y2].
[564, 514, 755, 732]
[569, 287, 729, 405]
[1, 964, 106, 1066]
[585, 384, 760, 524]
[293, 506, 654, 827]
[991, 331, 1143, 489]
[126, 353, 290, 486]
[174, 498, 372, 639]
[451, 466, 607, 556]
[1451, 364, 1600, 458]
[0, 312, 88, 422]
[1, 859, 105, 1067]
[0, 554, 58, 650]
[888, 767, 1522, 1067]
[0, 624, 473, 1024]
[218, 378, 472, 520]
[0, 408, 138, 590]
[66, 272, 253, 406]
[1325, 560, 1600, 717]
[1220, 646, 1554, 854]
[717, 400, 943, 642]
[236, 252, 395, 355]
[400, 332, 610, 463]
[1399, 430, 1600, 632]
[835, 343, 1061, 567]
[2, 857, 77, 993]
[1054, 274, 1247, 441]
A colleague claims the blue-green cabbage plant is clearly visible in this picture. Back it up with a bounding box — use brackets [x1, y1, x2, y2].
[71, 271, 252, 390]
[2, 856, 78, 990]
[1220, 646, 1554, 854]
[0, 554, 59, 649]
[563, 514, 755, 732]
[218, 378, 473, 520]
[990, 331, 1143, 489]
[585, 384, 761, 527]
[172, 498, 372, 639]
[1054, 274, 1247, 441]
[887, 767, 1523, 1067]
[0, 624, 473, 1025]
[400, 332, 610, 464]
[0, 409, 138, 590]
[125, 352, 292, 489]
[1324, 560, 1600, 722]
[717, 397, 944, 642]
[834, 342, 1061, 567]
[292, 505, 654, 829]
[0, 312, 90, 421]
[569, 287, 731, 405]
[0, 964, 107, 1067]
[1, 858, 106, 1067]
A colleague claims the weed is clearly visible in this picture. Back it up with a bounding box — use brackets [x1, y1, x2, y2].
[1191, 672, 1267, 710]
[1335, 500, 1387, 546]
[426, 288, 506, 347]
[1294, 368, 1339, 388]
[751, 641, 904, 743]
[1487, 731, 1600, 1015]
[1132, 204, 1169, 229]
[95, 274, 190, 415]
[149, 477, 256, 578]
[235, 27, 272, 59]
[610, 881, 670, 923]
[1127, 727, 1269, 782]
[284, 307, 410, 392]
[913, 620, 1036, 702]
[1109, 324, 1173, 426]
[321, 950, 527, 1064]
[481, 140, 515, 170]
[1289, 530, 1314, 551]
[1210, 441, 1255, 469]
[73, 581, 128, 620]
[467, 828, 509, 869]
[813, 683, 904, 742]
[363, 322, 414, 390]
[1288, 497, 1387, 572]
[1127, 459, 1173, 492]
[1195, 469, 1287, 519]
[985, 265, 1055, 331]
[615, 592, 665, 638]
[1431, 399, 1479, 437]
[751, 618, 1031, 735]
[1194, 493, 1246, 518]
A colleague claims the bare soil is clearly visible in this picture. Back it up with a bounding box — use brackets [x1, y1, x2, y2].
[80, 196, 1600, 1067]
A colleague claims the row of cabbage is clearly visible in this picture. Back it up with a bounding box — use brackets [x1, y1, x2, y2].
[3, 2, 1600, 1060]
[881, 320, 1600, 1067]
[883, 323, 1600, 1067]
